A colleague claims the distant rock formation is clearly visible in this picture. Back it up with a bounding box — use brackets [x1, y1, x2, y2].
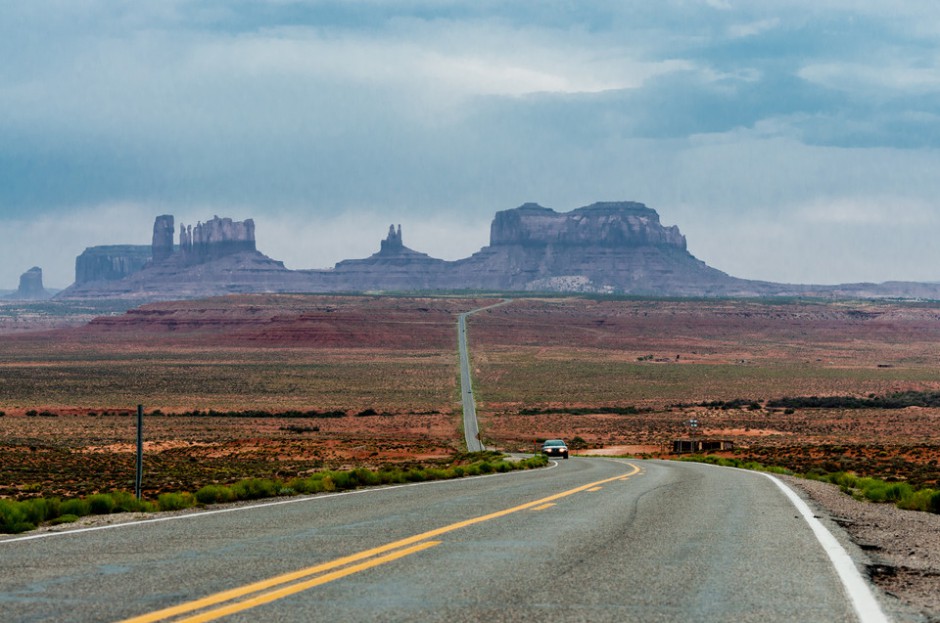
[381, 224, 403, 253]
[488, 202, 686, 248]
[445, 202, 757, 295]
[178, 216, 256, 265]
[74, 245, 152, 285]
[152, 215, 175, 263]
[54, 202, 940, 301]
[9, 267, 52, 300]
[324, 224, 449, 290]
[59, 215, 289, 300]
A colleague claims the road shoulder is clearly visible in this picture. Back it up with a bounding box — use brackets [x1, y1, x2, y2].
[781, 474, 940, 622]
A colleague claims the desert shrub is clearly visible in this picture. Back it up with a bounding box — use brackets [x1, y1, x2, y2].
[327, 472, 355, 490]
[378, 469, 406, 485]
[231, 479, 279, 501]
[349, 468, 380, 487]
[285, 477, 309, 493]
[286, 475, 331, 494]
[195, 485, 236, 505]
[21, 497, 60, 524]
[568, 436, 588, 450]
[88, 493, 116, 515]
[0, 500, 35, 534]
[477, 462, 494, 474]
[404, 469, 427, 482]
[281, 424, 320, 434]
[767, 391, 940, 411]
[59, 498, 90, 517]
[157, 492, 195, 511]
[50, 514, 80, 526]
[897, 489, 936, 512]
[108, 491, 147, 513]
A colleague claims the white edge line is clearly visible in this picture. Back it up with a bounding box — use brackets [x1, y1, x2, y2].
[1, 459, 558, 545]
[761, 473, 891, 623]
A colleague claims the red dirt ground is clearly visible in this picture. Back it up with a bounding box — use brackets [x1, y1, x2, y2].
[2, 294, 940, 498]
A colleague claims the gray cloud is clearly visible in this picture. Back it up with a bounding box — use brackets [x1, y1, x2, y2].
[2, 1, 940, 288]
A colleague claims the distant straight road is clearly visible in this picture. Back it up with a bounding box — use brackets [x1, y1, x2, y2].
[457, 300, 509, 452]
[0, 459, 888, 622]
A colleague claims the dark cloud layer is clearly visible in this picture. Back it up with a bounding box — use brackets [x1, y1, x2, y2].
[2, 1, 940, 287]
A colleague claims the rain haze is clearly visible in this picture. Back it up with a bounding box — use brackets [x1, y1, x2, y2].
[2, 1, 940, 289]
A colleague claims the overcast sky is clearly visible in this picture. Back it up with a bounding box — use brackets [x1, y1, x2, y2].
[3, 1, 940, 288]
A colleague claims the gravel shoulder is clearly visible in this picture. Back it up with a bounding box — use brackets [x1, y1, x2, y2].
[782, 475, 940, 622]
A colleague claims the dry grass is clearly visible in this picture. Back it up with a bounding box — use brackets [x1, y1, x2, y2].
[4, 294, 940, 498]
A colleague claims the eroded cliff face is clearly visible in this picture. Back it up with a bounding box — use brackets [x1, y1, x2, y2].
[489, 202, 686, 249]
[59, 201, 935, 301]
[74, 245, 152, 285]
[327, 224, 448, 291]
[11, 267, 51, 300]
[178, 216, 256, 265]
[451, 201, 733, 294]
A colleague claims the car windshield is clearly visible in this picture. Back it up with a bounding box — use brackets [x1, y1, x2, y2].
[543, 440, 566, 447]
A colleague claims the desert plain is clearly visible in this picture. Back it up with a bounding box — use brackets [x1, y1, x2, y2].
[1, 294, 940, 500]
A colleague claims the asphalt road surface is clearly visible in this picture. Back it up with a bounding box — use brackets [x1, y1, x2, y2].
[457, 300, 508, 452]
[456, 309, 482, 452]
[0, 459, 890, 622]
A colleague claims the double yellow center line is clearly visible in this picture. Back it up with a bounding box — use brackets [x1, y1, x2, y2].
[120, 462, 641, 623]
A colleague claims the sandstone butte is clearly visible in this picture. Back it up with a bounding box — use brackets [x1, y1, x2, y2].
[53, 201, 940, 301]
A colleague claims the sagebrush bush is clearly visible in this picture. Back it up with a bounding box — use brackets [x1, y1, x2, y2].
[21, 497, 59, 525]
[110, 491, 147, 513]
[157, 492, 195, 511]
[88, 494, 116, 515]
[231, 479, 279, 500]
[0, 499, 35, 534]
[350, 468, 380, 487]
[328, 472, 354, 490]
[195, 485, 236, 505]
[59, 498, 90, 517]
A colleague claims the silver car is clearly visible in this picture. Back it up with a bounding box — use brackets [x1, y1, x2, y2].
[541, 439, 569, 459]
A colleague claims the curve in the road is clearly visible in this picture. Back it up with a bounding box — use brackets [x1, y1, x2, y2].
[0, 459, 897, 622]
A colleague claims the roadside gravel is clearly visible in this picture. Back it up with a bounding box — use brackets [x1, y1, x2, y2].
[782, 475, 940, 622]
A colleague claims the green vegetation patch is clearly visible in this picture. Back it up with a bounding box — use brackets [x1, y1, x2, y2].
[767, 390, 940, 410]
[0, 452, 548, 534]
[680, 455, 940, 515]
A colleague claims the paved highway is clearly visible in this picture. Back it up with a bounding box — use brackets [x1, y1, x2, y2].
[457, 300, 509, 452]
[0, 459, 890, 622]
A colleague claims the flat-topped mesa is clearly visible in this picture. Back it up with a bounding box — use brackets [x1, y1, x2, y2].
[490, 201, 686, 249]
[179, 216, 256, 265]
[75, 245, 152, 285]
